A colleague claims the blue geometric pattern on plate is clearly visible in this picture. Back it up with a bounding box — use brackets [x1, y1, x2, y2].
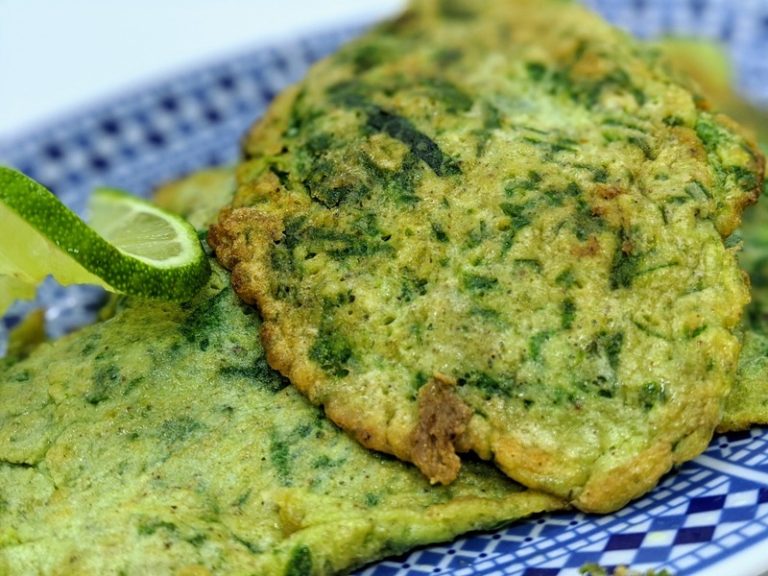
[1, 1, 767, 574]
[361, 430, 768, 576]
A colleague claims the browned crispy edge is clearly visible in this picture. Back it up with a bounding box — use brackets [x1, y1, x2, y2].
[208, 18, 767, 513]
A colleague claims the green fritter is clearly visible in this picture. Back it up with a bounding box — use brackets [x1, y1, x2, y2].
[720, 330, 768, 432]
[721, 165, 768, 432]
[654, 39, 768, 433]
[0, 170, 564, 576]
[209, 0, 764, 513]
[657, 33, 768, 433]
[153, 166, 236, 231]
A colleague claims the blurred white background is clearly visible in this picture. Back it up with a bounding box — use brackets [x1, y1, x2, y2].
[0, 0, 405, 140]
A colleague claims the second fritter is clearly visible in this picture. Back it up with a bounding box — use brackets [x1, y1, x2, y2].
[211, 0, 764, 513]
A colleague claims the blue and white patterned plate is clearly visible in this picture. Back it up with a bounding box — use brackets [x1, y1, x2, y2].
[1, 1, 768, 574]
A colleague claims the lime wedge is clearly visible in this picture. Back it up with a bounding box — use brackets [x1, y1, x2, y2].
[0, 166, 210, 314]
[0, 275, 36, 317]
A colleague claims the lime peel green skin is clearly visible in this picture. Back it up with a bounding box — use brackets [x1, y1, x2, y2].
[0, 166, 210, 301]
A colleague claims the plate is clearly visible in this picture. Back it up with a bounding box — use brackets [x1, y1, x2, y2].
[1, 1, 768, 574]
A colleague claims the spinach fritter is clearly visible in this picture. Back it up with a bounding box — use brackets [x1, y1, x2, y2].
[211, 0, 764, 513]
[0, 170, 564, 576]
[721, 170, 768, 432]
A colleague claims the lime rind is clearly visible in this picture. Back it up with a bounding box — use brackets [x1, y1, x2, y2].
[0, 200, 109, 287]
[0, 166, 210, 304]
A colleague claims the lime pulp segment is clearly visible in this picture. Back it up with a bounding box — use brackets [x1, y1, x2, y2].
[0, 166, 210, 313]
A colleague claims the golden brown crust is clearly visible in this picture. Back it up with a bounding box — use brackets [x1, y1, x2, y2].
[708, 112, 765, 235]
[409, 375, 473, 485]
[208, 207, 279, 271]
[576, 442, 673, 513]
